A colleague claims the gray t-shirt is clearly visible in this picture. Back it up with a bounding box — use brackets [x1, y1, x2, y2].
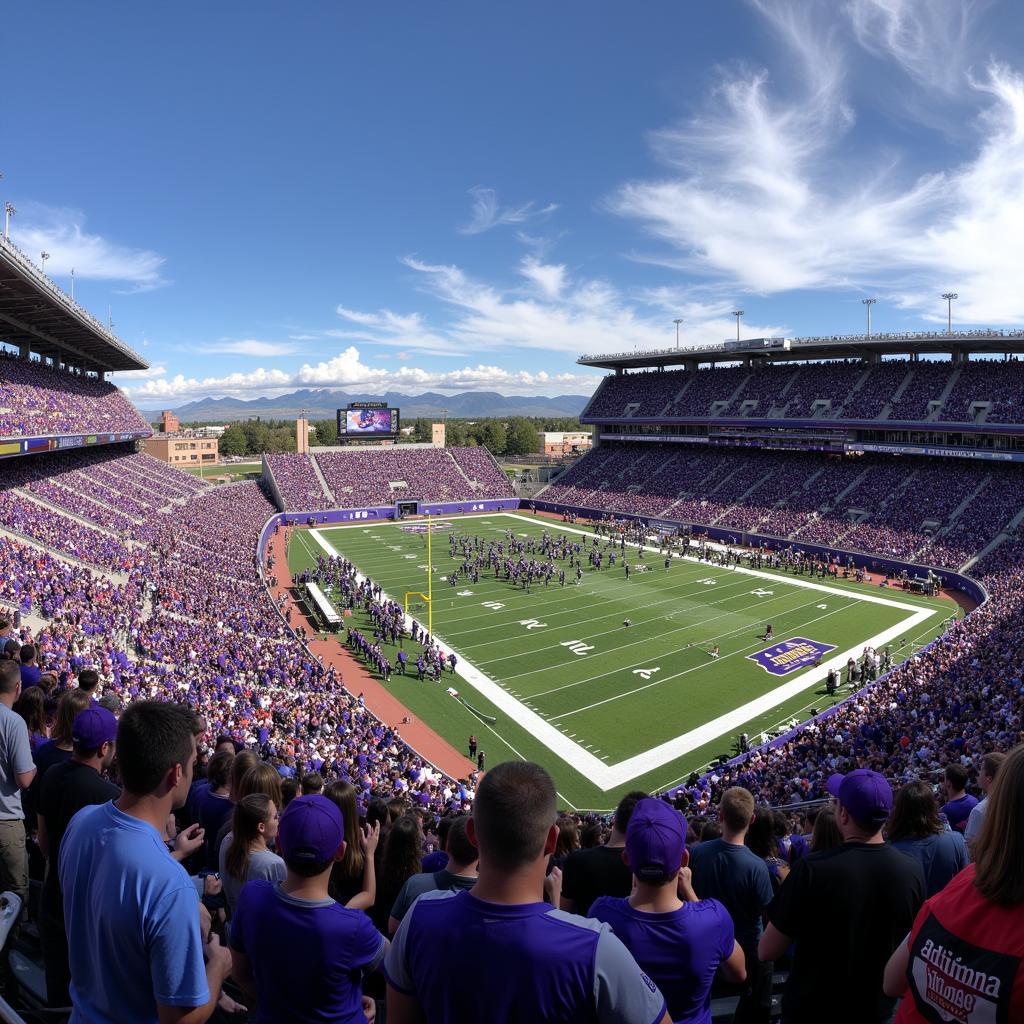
[0, 703, 34, 819]
[390, 868, 477, 924]
[219, 832, 287, 915]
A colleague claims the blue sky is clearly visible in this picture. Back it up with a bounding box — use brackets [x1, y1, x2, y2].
[3, 0, 1024, 404]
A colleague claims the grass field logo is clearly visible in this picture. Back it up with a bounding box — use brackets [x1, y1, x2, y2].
[747, 637, 837, 676]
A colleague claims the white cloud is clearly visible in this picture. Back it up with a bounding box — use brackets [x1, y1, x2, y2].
[11, 203, 167, 292]
[115, 364, 167, 380]
[519, 256, 567, 299]
[607, 1, 1024, 322]
[459, 186, 559, 235]
[117, 345, 605, 403]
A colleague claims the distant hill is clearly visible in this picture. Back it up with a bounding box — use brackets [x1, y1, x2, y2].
[138, 388, 592, 422]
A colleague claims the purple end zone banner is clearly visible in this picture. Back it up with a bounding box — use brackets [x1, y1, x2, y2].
[747, 636, 837, 676]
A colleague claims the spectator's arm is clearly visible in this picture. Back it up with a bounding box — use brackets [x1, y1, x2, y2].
[157, 934, 231, 1024]
[36, 813, 49, 860]
[883, 934, 911, 998]
[229, 949, 257, 1004]
[15, 768, 35, 791]
[758, 922, 791, 962]
[387, 985, 425, 1024]
[720, 941, 747, 984]
[388, 915, 402, 937]
[345, 823, 380, 912]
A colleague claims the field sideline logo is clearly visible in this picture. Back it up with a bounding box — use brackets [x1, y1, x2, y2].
[747, 637, 837, 676]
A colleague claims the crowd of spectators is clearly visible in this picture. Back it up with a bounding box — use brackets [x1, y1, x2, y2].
[582, 356, 1024, 424]
[0, 352, 150, 438]
[264, 453, 332, 512]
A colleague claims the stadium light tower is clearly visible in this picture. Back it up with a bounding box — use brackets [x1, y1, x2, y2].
[3, 202, 14, 241]
[40, 251, 50, 275]
[942, 292, 958, 334]
[862, 298, 876, 337]
[732, 310, 744, 343]
[70, 267, 75, 300]
[673, 318, 684, 349]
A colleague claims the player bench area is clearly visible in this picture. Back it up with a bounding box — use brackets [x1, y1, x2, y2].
[300, 580, 342, 632]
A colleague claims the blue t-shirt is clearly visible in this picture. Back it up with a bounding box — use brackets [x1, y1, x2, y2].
[384, 889, 667, 1024]
[688, 839, 773, 951]
[59, 801, 208, 1024]
[590, 897, 734, 1024]
[940, 794, 978, 832]
[890, 832, 969, 898]
[230, 880, 386, 1024]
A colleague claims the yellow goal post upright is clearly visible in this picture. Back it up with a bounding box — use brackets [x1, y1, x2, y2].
[403, 513, 434, 636]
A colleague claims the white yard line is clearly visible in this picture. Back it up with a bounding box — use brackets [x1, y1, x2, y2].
[310, 516, 941, 791]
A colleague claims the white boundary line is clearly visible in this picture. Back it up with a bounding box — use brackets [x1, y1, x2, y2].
[309, 514, 940, 791]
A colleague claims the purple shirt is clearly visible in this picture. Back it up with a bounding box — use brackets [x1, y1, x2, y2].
[940, 794, 979, 831]
[589, 897, 734, 1024]
[384, 889, 667, 1024]
[230, 880, 385, 1024]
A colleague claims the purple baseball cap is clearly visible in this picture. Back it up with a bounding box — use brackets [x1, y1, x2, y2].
[625, 797, 687, 882]
[826, 769, 893, 826]
[71, 707, 117, 749]
[277, 795, 344, 865]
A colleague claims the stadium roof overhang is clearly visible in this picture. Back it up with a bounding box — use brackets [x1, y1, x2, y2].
[577, 331, 1024, 371]
[0, 237, 148, 372]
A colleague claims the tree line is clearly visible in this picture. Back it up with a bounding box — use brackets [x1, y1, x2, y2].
[159, 416, 586, 459]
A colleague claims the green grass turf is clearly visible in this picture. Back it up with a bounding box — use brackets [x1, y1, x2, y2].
[287, 513, 952, 809]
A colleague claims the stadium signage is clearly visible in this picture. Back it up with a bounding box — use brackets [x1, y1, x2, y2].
[0, 430, 150, 460]
[846, 442, 1021, 463]
[747, 637, 837, 676]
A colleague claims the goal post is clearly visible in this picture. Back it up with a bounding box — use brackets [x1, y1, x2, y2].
[404, 591, 432, 631]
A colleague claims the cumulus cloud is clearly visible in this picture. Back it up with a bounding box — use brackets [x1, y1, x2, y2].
[459, 186, 559, 235]
[114, 345, 605, 403]
[609, 0, 1024, 323]
[10, 203, 167, 292]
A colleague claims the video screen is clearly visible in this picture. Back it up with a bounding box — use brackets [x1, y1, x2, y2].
[345, 408, 394, 435]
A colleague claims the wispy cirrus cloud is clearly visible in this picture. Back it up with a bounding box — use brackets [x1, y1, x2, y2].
[609, 0, 1024, 323]
[205, 339, 298, 357]
[459, 186, 558, 235]
[11, 203, 168, 293]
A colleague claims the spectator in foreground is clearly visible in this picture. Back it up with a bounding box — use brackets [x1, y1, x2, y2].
[884, 744, 1024, 1022]
[385, 761, 671, 1024]
[37, 706, 119, 1005]
[590, 797, 746, 1024]
[59, 700, 231, 1023]
[887, 780, 968, 897]
[220, 794, 285, 918]
[689, 786, 774, 1024]
[230, 794, 386, 1024]
[388, 814, 478, 934]
[0, 660, 36, 949]
[939, 764, 977, 833]
[759, 769, 925, 1024]
[323, 779, 379, 910]
[560, 790, 645, 915]
[964, 751, 1006, 855]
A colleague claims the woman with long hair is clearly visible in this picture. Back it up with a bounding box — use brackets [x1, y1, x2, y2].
[745, 804, 789, 890]
[220, 794, 284, 917]
[808, 806, 842, 853]
[371, 813, 422, 935]
[553, 815, 580, 868]
[884, 745, 1024, 1021]
[323, 779, 380, 910]
[887, 779, 968, 897]
[14, 686, 49, 751]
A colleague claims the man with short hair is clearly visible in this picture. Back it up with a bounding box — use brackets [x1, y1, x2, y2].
[689, 786, 773, 1024]
[385, 761, 671, 1024]
[230, 794, 386, 1023]
[60, 700, 231, 1023]
[74, 669, 99, 696]
[591, 798, 746, 1024]
[37, 706, 120, 1005]
[18, 645, 40, 691]
[758, 769, 925, 1024]
[0, 660, 35, 939]
[963, 751, 1005, 857]
[940, 763, 977, 833]
[561, 790, 646, 916]
[389, 814, 478, 934]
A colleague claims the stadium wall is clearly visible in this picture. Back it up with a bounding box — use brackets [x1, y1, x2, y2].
[0, 430, 150, 460]
[270, 497, 520, 524]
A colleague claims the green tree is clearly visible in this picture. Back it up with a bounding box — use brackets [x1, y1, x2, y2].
[313, 419, 338, 446]
[479, 420, 507, 456]
[505, 417, 540, 456]
[219, 424, 247, 457]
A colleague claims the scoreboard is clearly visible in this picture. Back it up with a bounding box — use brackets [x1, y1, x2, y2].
[336, 401, 400, 442]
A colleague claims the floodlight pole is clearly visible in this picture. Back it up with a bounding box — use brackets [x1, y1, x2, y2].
[942, 292, 958, 334]
[732, 310, 744, 343]
[70, 267, 75, 301]
[2, 203, 14, 241]
[40, 251, 50, 276]
[673, 318, 683, 350]
[862, 298, 876, 337]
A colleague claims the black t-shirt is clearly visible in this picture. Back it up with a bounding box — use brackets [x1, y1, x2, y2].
[26, 742, 73, 832]
[561, 844, 631, 916]
[768, 841, 926, 1024]
[38, 760, 120, 917]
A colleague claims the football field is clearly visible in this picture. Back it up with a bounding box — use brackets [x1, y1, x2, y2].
[287, 512, 952, 809]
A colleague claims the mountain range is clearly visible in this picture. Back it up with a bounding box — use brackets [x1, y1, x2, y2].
[138, 388, 591, 422]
